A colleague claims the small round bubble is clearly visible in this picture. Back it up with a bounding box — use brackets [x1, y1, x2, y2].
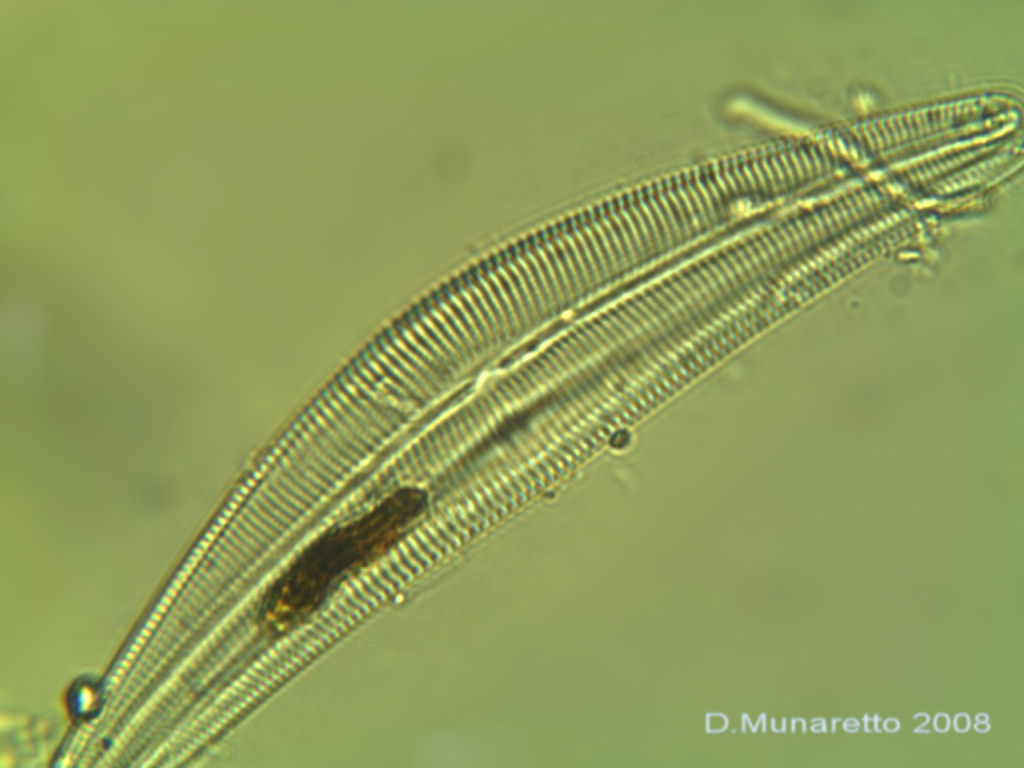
[64, 673, 103, 724]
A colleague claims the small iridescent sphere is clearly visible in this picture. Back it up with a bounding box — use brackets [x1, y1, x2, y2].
[64, 673, 103, 724]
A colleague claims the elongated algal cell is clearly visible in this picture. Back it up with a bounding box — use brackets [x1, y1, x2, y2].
[49, 86, 1024, 768]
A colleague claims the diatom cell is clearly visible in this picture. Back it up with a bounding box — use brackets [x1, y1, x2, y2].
[47, 85, 1024, 768]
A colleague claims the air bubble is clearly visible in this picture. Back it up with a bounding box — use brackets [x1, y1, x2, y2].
[64, 673, 103, 724]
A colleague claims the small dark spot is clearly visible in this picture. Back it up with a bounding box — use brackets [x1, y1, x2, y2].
[433, 144, 473, 183]
[608, 428, 632, 451]
[101, 736, 113, 751]
[135, 473, 178, 513]
[493, 409, 533, 443]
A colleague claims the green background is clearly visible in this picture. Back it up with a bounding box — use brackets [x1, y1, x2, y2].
[1, 1, 1022, 766]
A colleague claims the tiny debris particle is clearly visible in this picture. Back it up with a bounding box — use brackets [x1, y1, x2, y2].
[608, 428, 632, 451]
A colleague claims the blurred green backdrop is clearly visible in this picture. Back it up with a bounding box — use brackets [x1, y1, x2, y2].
[1, 1, 1022, 767]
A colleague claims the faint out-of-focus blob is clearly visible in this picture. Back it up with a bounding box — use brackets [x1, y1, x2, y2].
[0, 294, 47, 391]
[0, 710, 59, 768]
[432, 143, 473, 184]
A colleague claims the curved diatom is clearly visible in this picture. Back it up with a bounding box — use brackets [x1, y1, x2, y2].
[49, 86, 1024, 768]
